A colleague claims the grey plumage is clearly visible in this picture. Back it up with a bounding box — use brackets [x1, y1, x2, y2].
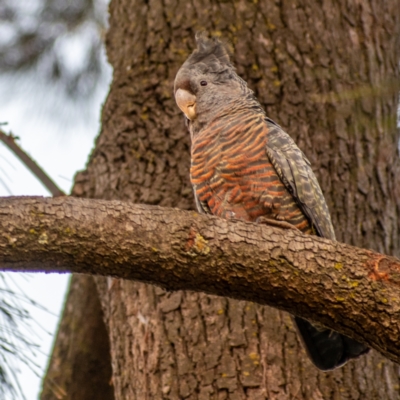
[174, 34, 369, 370]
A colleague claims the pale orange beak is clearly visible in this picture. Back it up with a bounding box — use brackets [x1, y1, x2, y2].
[175, 88, 197, 120]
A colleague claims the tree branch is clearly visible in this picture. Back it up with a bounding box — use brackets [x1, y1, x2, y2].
[0, 130, 65, 197]
[0, 196, 399, 364]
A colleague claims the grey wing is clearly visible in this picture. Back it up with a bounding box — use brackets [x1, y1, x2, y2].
[265, 118, 336, 241]
[192, 185, 212, 214]
[264, 118, 369, 370]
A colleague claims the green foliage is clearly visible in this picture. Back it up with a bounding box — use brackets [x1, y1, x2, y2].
[0, 273, 45, 400]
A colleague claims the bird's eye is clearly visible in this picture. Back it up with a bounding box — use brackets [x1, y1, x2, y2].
[200, 80, 208, 86]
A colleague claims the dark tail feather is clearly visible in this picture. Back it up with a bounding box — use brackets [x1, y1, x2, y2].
[293, 316, 369, 371]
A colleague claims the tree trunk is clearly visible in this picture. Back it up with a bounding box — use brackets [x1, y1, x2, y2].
[43, 0, 400, 399]
[41, 274, 114, 400]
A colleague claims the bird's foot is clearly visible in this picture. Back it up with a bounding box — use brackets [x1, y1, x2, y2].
[256, 216, 300, 231]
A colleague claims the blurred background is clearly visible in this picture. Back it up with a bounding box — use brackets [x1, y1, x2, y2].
[0, 0, 112, 398]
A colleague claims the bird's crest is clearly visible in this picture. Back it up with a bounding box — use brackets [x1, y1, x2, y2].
[182, 33, 234, 74]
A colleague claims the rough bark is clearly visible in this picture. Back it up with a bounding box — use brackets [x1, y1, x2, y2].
[40, 274, 114, 400]
[44, 0, 400, 399]
[2, 196, 400, 363]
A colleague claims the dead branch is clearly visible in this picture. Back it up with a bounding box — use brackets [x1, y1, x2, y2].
[0, 130, 65, 197]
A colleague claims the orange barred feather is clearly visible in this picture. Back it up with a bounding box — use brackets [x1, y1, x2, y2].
[191, 111, 313, 233]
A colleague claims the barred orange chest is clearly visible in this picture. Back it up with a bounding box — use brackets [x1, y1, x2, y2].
[190, 112, 312, 234]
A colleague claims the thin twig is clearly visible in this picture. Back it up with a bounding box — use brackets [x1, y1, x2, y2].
[0, 129, 65, 197]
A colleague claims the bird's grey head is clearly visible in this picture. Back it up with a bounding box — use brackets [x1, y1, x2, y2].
[174, 33, 247, 122]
